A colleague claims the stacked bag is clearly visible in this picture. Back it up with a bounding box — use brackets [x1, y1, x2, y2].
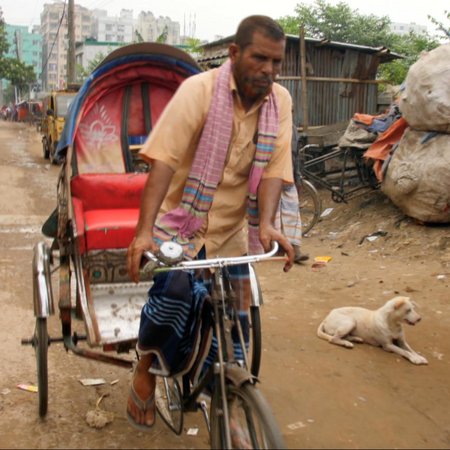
[381, 43, 450, 223]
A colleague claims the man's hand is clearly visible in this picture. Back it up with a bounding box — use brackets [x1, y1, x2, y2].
[259, 224, 294, 272]
[127, 233, 159, 284]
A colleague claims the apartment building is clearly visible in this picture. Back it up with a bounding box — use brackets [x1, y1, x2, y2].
[5, 24, 43, 82]
[390, 22, 427, 36]
[40, 0, 92, 91]
[91, 9, 134, 43]
[136, 11, 180, 45]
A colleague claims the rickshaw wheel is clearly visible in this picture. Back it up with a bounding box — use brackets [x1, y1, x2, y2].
[155, 377, 183, 435]
[34, 317, 49, 417]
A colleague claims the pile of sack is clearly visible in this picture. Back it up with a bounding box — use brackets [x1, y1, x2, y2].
[381, 43, 450, 223]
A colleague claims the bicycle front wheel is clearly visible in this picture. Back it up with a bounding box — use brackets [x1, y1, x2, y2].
[297, 179, 322, 235]
[210, 381, 285, 449]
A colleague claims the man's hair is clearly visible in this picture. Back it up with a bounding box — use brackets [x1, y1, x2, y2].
[234, 15, 285, 49]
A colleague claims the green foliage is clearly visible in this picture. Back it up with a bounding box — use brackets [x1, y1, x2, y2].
[87, 51, 107, 73]
[427, 10, 450, 39]
[1, 58, 36, 87]
[277, 0, 394, 47]
[184, 37, 203, 56]
[156, 26, 168, 43]
[0, 8, 9, 57]
[134, 30, 144, 43]
[276, 0, 440, 85]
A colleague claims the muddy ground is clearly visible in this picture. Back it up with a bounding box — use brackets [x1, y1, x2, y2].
[0, 120, 449, 449]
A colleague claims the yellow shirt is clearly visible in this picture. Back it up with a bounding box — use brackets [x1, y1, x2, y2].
[139, 67, 293, 257]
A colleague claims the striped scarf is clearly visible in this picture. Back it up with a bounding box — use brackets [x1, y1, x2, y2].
[154, 59, 279, 255]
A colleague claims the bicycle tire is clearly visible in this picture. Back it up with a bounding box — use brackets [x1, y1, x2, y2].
[155, 376, 183, 435]
[210, 381, 285, 449]
[297, 179, 322, 235]
[35, 317, 49, 417]
[249, 306, 261, 377]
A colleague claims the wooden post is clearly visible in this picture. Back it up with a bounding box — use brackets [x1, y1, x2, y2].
[67, 0, 76, 84]
[299, 25, 309, 132]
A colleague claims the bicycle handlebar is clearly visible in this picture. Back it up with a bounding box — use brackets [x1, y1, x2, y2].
[142, 241, 280, 274]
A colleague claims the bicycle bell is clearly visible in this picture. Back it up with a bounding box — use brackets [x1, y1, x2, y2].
[158, 241, 184, 265]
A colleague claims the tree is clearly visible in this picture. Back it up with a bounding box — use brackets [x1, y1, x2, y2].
[156, 26, 168, 43]
[1, 8, 36, 101]
[277, 0, 395, 47]
[276, 0, 439, 85]
[428, 10, 450, 39]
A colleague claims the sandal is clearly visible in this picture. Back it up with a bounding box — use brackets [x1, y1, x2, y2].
[126, 383, 156, 432]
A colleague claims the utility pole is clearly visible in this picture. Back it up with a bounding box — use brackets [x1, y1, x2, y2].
[67, 0, 76, 84]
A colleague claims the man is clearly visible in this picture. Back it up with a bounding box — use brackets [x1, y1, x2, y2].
[126, 15, 295, 430]
[275, 123, 310, 263]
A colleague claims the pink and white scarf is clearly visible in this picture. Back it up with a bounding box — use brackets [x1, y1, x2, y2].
[153, 59, 279, 255]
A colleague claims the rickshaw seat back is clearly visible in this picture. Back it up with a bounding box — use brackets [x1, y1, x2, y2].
[72, 67, 180, 175]
[71, 173, 147, 253]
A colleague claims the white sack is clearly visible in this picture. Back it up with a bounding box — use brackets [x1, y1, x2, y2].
[399, 43, 450, 133]
[381, 129, 450, 223]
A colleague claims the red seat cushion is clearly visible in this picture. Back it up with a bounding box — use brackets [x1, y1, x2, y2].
[84, 209, 140, 250]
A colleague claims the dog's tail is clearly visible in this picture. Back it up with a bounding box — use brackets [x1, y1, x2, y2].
[317, 321, 332, 341]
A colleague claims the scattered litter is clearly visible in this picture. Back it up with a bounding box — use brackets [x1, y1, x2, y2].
[312, 261, 327, 270]
[341, 252, 349, 256]
[110, 379, 119, 385]
[85, 409, 114, 428]
[359, 231, 388, 245]
[17, 383, 37, 393]
[432, 351, 444, 360]
[358, 396, 367, 402]
[79, 378, 106, 386]
[320, 208, 334, 218]
[314, 256, 332, 263]
[328, 231, 339, 240]
[436, 274, 447, 280]
[1, 388, 11, 395]
[347, 281, 356, 288]
[187, 428, 199, 436]
[307, 418, 315, 423]
[287, 421, 306, 430]
[96, 393, 109, 408]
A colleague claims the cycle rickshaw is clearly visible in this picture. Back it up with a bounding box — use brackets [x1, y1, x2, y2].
[23, 42, 284, 448]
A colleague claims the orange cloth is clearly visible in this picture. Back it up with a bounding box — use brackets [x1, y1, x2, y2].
[363, 117, 408, 181]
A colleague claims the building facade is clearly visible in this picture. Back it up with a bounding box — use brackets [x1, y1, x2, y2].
[5, 24, 43, 82]
[75, 39, 124, 74]
[390, 22, 427, 36]
[135, 11, 180, 45]
[40, 0, 92, 91]
[91, 9, 134, 43]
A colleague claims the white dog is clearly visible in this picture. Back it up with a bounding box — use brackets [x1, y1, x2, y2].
[317, 296, 428, 365]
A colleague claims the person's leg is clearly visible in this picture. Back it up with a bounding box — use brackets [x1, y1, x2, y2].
[127, 353, 156, 427]
[127, 269, 194, 429]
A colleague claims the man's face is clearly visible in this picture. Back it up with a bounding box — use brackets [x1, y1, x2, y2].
[229, 31, 285, 103]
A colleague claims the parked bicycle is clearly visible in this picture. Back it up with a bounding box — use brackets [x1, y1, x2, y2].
[142, 241, 286, 449]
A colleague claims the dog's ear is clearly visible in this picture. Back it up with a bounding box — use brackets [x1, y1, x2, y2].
[394, 298, 407, 310]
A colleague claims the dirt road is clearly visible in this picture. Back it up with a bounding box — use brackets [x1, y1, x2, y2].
[0, 120, 449, 449]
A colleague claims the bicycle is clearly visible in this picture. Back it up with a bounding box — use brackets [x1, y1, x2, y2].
[297, 178, 322, 235]
[298, 144, 380, 204]
[141, 241, 286, 449]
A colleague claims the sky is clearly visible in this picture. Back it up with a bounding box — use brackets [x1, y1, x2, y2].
[1, 0, 449, 42]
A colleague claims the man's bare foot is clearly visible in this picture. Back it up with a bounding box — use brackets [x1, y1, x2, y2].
[127, 354, 156, 428]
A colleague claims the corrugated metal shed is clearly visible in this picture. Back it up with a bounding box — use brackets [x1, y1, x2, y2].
[199, 34, 402, 132]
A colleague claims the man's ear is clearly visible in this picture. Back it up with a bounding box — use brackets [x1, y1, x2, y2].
[228, 43, 239, 63]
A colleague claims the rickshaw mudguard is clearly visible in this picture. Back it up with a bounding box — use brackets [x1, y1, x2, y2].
[32, 241, 55, 318]
[225, 365, 257, 387]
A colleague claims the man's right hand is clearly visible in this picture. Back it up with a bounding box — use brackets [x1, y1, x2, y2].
[127, 234, 159, 284]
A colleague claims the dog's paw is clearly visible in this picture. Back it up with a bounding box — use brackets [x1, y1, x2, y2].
[343, 341, 354, 349]
[410, 354, 428, 365]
